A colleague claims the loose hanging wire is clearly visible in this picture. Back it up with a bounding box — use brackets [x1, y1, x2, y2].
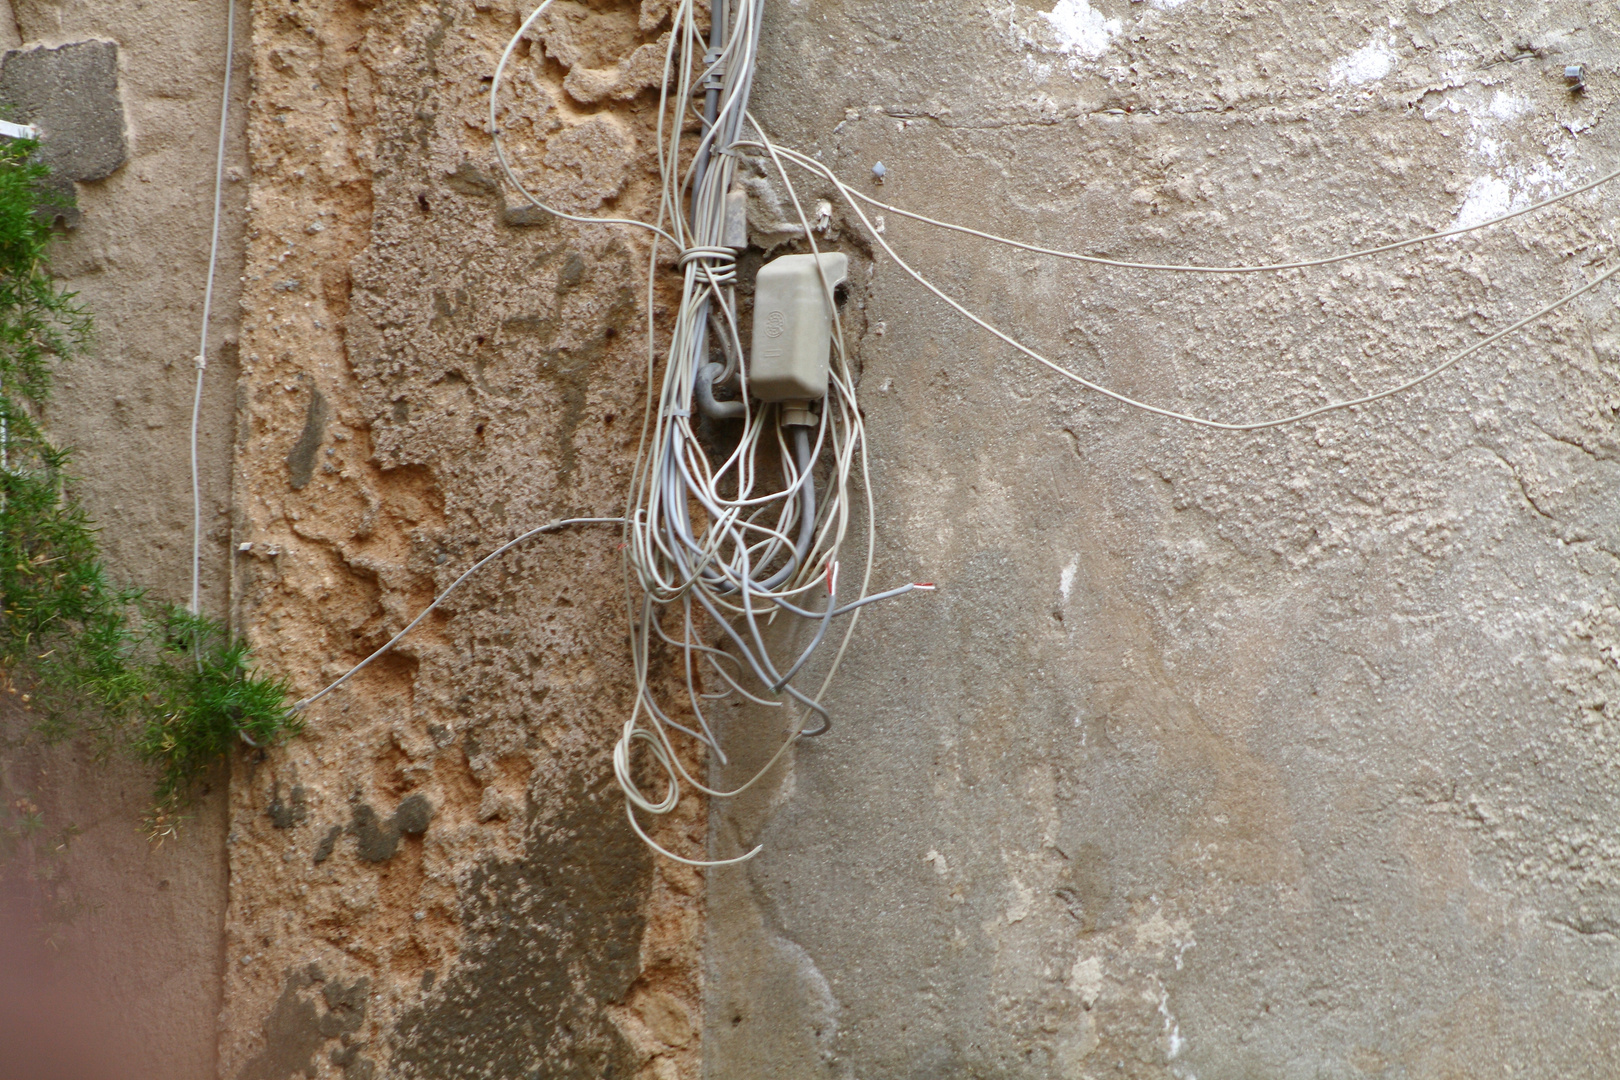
[486, 2, 1618, 862]
[190, 0, 237, 616]
[293, 517, 627, 712]
[617, 0, 931, 866]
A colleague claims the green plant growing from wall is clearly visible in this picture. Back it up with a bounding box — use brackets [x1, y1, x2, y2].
[0, 135, 296, 832]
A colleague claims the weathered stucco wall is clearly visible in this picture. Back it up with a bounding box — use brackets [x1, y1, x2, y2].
[709, 1, 1620, 1077]
[15, 0, 1620, 1077]
[1, 0, 247, 1077]
[222, 2, 704, 1079]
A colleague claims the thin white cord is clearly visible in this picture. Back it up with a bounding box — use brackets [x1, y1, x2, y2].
[488, 0, 681, 246]
[617, 0, 887, 862]
[764, 148, 1620, 275]
[760, 138, 1620, 431]
[293, 518, 625, 711]
[190, 0, 235, 616]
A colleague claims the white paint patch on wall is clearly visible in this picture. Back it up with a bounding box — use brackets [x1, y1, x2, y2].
[1060, 556, 1079, 601]
[1330, 36, 1395, 86]
[1454, 162, 1568, 228]
[1005, 877, 1034, 923]
[1488, 90, 1531, 122]
[1418, 78, 1578, 229]
[1158, 986, 1187, 1059]
[1023, 54, 1055, 81]
[1455, 174, 1513, 229]
[1449, 88, 1570, 228]
[1041, 0, 1121, 61]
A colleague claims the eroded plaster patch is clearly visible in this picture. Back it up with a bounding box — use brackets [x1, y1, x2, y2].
[1330, 36, 1395, 86]
[1041, 0, 1121, 61]
[1424, 84, 1576, 228]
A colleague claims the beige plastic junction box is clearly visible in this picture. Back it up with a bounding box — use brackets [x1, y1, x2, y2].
[749, 252, 848, 403]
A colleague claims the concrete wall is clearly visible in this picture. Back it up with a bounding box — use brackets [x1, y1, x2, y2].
[709, 2, 1620, 1077]
[0, 0, 246, 1077]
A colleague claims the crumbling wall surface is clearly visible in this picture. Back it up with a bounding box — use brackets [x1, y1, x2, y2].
[712, 1, 1620, 1077]
[0, 0, 247, 1077]
[222, 2, 703, 1079]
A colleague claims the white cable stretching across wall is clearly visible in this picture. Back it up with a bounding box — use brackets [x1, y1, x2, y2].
[811, 158, 1620, 275]
[751, 138, 1620, 430]
[189, 0, 237, 616]
[303, 0, 1620, 866]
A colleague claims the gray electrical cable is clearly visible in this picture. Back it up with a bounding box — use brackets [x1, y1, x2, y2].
[490, 0, 681, 246]
[485, 5, 1617, 868]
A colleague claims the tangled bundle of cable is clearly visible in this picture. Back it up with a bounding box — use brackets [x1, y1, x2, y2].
[494, 0, 933, 865]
